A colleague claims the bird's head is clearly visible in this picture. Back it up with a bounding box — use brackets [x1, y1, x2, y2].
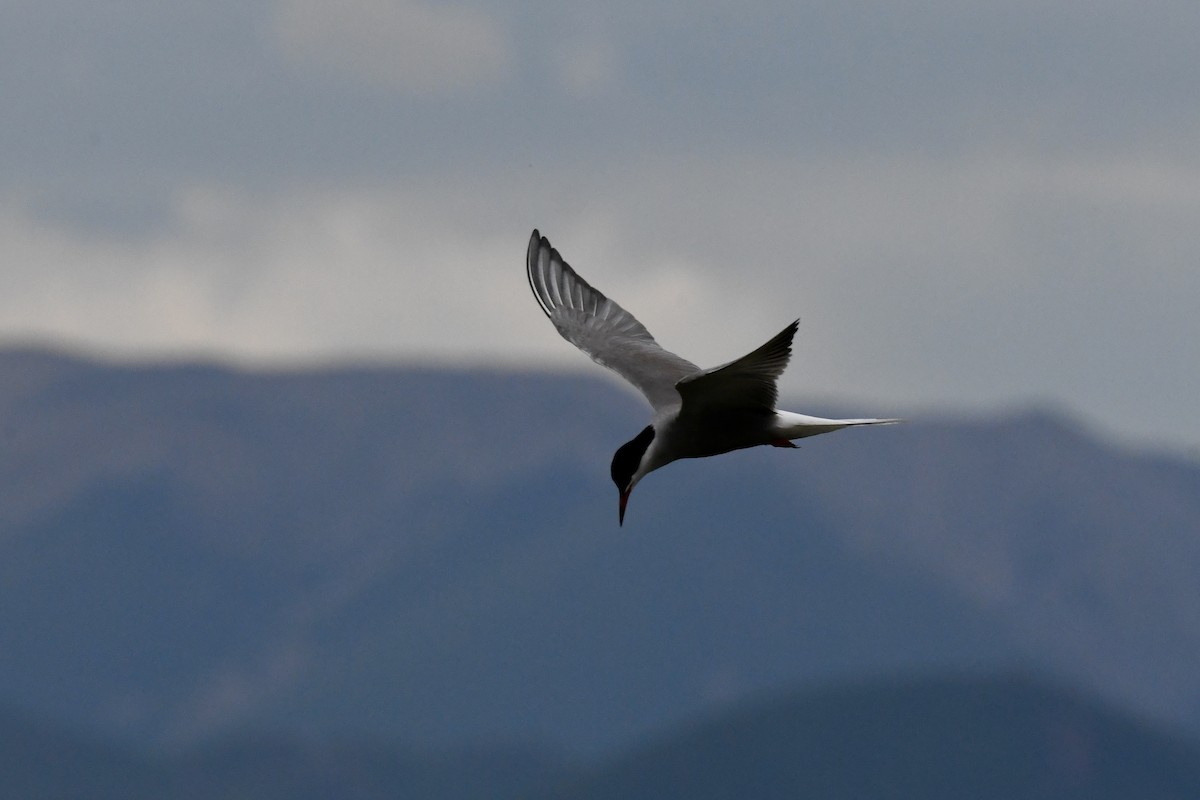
[610, 425, 656, 526]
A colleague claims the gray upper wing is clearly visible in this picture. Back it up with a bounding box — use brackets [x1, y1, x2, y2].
[527, 230, 699, 412]
[675, 319, 798, 414]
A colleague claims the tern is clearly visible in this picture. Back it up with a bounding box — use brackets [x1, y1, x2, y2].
[526, 229, 899, 525]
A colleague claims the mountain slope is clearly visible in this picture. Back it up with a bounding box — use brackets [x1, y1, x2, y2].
[0, 702, 569, 800]
[0, 348, 1198, 755]
[553, 674, 1200, 800]
[8, 675, 1200, 800]
[0, 706, 164, 799]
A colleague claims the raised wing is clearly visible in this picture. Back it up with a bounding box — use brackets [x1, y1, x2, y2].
[675, 319, 798, 415]
[527, 230, 699, 412]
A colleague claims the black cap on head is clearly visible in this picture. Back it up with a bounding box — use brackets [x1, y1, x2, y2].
[611, 425, 655, 491]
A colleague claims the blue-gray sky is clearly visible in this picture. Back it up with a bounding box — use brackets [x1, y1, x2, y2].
[3, 0, 1198, 452]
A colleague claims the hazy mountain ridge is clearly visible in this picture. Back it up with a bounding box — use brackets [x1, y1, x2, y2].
[801, 408, 1200, 726]
[547, 673, 1200, 800]
[7, 675, 1200, 800]
[0, 699, 569, 800]
[1, 347, 1198, 755]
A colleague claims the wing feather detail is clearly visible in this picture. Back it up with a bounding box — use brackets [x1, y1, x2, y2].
[675, 320, 799, 415]
[527, 230, 699, 412]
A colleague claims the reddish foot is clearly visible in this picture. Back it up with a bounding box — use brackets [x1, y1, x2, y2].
[770, 439, 799, 448]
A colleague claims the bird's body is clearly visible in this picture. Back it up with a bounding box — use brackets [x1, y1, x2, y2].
[526, 229, 898, 524]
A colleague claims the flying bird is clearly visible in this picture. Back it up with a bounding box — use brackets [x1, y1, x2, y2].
[526, 229, 899, 524]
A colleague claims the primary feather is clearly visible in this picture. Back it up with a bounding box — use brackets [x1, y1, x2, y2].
[526, 230, 699, 412]
[675, 320, 798, 415]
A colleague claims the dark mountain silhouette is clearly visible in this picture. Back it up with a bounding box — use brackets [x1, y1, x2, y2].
[0, 705, 164, 799]
[0, 347, 1197, 757]
[549, 674, 1200, 800]
[6, 676, 1200, 799]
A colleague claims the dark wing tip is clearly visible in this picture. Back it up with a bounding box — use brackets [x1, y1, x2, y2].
[784, 319, 799, 351]
[760, 319, 800, 367]
[526, 230, 608, 322]
[526, 229, 554, 319]
[783, 317, 798, 338]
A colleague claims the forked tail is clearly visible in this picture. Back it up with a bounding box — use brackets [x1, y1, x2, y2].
[773, 411, 901, 441]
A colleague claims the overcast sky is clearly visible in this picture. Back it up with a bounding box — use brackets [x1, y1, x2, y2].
[3, 0, 1198, 452]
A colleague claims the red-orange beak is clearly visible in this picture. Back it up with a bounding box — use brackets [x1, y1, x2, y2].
[618, 486, 632, 526]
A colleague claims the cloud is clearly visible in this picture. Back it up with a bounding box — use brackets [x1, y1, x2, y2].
[554, 35, 620, 97]
[6, 0, 1199, 196]
[3, 0, 1200, 452]
[0, 184, 535, 364]
[4, 143, 1198, 451]
[272, 0, 512, 93]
